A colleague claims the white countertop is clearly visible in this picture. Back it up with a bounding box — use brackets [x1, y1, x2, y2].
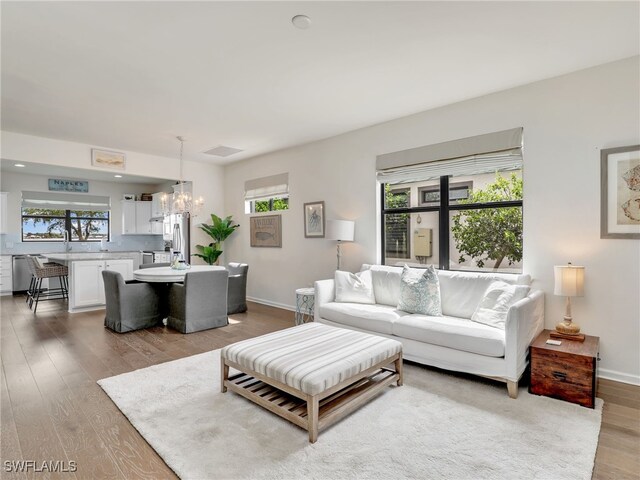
[44, 252, 141, 261]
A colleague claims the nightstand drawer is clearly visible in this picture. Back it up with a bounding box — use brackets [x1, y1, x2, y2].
[530, 376, 595, 408]
[530, 349, 594, 388]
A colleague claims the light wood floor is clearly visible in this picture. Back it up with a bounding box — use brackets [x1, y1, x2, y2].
[1, 295, 638, 479]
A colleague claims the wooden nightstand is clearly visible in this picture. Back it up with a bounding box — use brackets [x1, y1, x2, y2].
[529, 329, 599, 408]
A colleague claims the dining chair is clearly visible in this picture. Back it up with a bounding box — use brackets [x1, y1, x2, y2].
[167, 270, 229, 333]
[102, 270, 164, 333]
[138, 262, 171, 269]
[227, 262, 248, 314]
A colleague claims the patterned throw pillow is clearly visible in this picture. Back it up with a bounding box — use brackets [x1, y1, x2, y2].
[397, 265, 442, 316]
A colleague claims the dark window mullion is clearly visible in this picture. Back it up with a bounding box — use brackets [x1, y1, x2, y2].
[439, 176, 450, 270]
[65, 210, 73, 241]
[380, 183, 386, 265]
[449, 200, 522, 211]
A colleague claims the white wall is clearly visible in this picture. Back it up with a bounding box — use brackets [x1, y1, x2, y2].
[224, 56, 640, 384]
[0, 170, 161, 236]
[0, 132, 225, 260]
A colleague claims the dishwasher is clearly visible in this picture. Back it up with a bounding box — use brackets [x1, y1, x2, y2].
[12, 255, 60, 293]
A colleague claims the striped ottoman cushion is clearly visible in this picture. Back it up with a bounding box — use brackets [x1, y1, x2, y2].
[221, 323, 402, 395]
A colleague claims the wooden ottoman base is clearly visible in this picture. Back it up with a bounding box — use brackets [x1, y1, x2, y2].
[222, 352, 403, 443]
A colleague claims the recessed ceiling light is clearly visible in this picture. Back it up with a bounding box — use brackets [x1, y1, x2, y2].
[114, 174, 123, 178]
[292, 14, 311, 30]
[14, 163, 25, 167]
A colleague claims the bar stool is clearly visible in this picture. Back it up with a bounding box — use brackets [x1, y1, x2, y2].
[26, 256, 69, 313]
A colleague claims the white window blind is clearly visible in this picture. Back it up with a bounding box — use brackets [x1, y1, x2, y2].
[244, 173, 289, 201]
[376, 128, 523, 185]
[22, 191, 111, 211]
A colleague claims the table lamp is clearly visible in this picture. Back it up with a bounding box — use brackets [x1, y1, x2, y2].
[554, 263, 585, 336]
[326, 220, 355, 271]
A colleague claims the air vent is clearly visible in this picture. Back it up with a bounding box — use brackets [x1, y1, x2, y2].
[203, 145, 244, 157]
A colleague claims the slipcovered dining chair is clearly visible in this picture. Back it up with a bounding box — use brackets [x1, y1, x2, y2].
[227, 262, 248, 314]
[102, 270, 164, 333]
[167, 270, 229, 333]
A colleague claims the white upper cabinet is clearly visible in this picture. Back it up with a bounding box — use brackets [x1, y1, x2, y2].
[122, 200, 160, 235]
[0, 192, 8, 234]
[151, 193, 164, 218]
[135, 201, 152, 234]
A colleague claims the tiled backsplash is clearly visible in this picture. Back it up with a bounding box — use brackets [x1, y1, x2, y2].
[0, 233, 164, 255]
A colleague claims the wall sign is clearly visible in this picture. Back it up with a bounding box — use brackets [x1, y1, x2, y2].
[48, 178, 89, 193]
[250, 215, 282, 247]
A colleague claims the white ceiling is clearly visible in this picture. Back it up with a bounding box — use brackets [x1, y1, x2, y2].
[1, 1, 638, 165]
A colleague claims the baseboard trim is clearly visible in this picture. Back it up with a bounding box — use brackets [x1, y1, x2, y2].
[246, 296, 295, 313]
[599, 368, 640, 386]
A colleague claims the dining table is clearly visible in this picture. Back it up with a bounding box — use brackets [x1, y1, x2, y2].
[133, 265, 226, 283]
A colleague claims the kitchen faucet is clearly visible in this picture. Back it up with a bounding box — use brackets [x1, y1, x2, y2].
[63, 231, 72, 252]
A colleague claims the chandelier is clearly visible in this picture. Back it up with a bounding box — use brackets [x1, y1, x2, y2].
[160, 136, 204, 216]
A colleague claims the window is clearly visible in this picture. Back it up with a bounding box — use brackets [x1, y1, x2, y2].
[418, 181, 472, 207]
[377, 128, 524, 273]
[21, 191, 111, 242]
[383, 187, 411, 259]
[244, 173, 290, 214]
[247, 196, 289, 214]
[22, 208, 110, 242]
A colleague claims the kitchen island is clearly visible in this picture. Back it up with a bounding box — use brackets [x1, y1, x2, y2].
[45, 252, 141, 313]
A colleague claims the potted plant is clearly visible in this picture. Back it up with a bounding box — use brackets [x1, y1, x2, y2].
[193, 214, 240, 265]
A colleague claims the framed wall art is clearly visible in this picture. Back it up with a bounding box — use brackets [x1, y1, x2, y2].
[250, 215, 282, 247]
[601, 145, 640, 239]
[303, 201, 325, 238]
[92, 148, 126, 170]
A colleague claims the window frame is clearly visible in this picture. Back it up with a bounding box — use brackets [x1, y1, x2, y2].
[384, 187, 412, 259]
[21, 208, 111, 242]
[381, 176, 522, 270]
[418, 180, 473, 207]
[245, 195, 290, 214]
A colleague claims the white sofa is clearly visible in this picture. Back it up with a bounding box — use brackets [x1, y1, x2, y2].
[314, 265, 544, 397]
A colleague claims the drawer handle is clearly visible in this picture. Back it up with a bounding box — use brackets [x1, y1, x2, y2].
[552, 371, 567, 381]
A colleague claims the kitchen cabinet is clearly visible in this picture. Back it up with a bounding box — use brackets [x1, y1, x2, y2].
[71, 259, 133, 308]
[0, 255, 13, 296]
[151, 193, 165, 218]
[122, 200, 161, 235]
[135, 202, 153, 234]
[122, 201, 137, 235]
[0, 192, 8, 234]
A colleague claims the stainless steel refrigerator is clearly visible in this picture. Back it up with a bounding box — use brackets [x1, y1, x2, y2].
[163, 213, 190, 261]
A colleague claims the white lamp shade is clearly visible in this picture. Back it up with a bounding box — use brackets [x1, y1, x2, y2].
[326, 220, 355, 242]
[554, 265, 585, 297]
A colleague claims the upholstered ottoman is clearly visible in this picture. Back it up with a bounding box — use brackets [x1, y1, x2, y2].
[221, 322, 403, 442]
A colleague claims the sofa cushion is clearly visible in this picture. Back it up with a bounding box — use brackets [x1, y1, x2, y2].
[365, 264, 404, 307]
[318, 302, 409, 335]
[397, 265, 442, 316]
[471, 281, 530, 329]
[335, 270, 376, 304]
[392, 314, 505, 357]
[437, 270, 529, 319]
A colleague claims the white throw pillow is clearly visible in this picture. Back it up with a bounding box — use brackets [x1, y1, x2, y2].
[471, 281, 530, 329]
[397, 265, 442, 316]
[334, 270, 376, 304]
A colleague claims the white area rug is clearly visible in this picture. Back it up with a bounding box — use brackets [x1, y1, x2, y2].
[98, 350, 602, 480]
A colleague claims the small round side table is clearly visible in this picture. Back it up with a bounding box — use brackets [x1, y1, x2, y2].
[295, 287, 315, 325]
